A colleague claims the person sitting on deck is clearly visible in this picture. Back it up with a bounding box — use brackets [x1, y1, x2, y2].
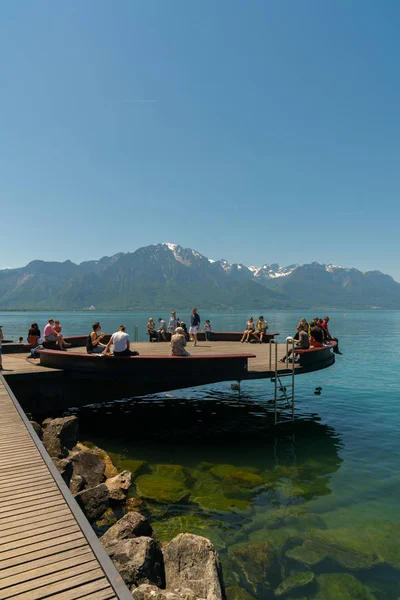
[102, 325, 139, 357]
[157, 318, 168, 341]
[179, 321, 189, 340]
[321, 316, 342, 354]
[54, 320, 71, 348]
[294, 318, 309, 339]
[280, 322, 309, 362]
[27, 323, 41, 347]
[171, 327, 191, 356]
[252, 316, 268, 343]
[147, 318, 158, 342]
[86, 322, 108, 354]
[168, 312, 180, 336]
[43, 319, 67, 350]
[309, 326, 324, 348]
[241, 316, 255, 343]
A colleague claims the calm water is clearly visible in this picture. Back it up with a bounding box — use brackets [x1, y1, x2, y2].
[3, 310, 400, 599]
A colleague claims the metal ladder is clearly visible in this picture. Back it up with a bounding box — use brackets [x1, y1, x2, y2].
[269, 338, 296, 425]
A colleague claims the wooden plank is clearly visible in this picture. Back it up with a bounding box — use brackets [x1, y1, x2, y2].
[0, 497, 64, 521]
[0, 551, 95, 590]
[0, 523, 81, 553]
[0, 490, 61, 513]
[23, 578, 114, 600]
[0, 506, 71, 531]
[0, 514, 77, 545]
[0, 466, 48, 485]
[0, 483, 58, 503]
[0, 473, 51, 493]
[0, 535, 88, 569]
[0, 560, 101, 599]
[0, 546, 94, 581]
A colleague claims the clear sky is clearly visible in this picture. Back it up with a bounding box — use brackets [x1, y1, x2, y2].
[1, 1, 400, 279]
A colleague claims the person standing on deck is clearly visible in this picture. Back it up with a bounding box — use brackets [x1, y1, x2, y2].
[102, 325, 139, 357]
[189, 308, 201, 346]
[321, 316, 342, 354]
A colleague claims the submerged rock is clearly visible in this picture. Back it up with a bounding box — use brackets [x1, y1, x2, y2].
[101, 512, 153, 547]
[228, 541, 278, 596]
[315, 573, 377, 599]
[163, 533, 226, 600]
[131, 584, 198, 600]
[286, 528, 381, 570]
[96, 507, 117, 528]
[151, 515, 226, 553]
[136, 474, 190, 504]
[155, 464, 192, 487]
[75, 483, 109, 522]
[105, 469, 132, 501]
[225, 586, 255, 600]
[104, 536, 164, 588]
[222, 471, 264, 500]
[274, 570, 315, 596]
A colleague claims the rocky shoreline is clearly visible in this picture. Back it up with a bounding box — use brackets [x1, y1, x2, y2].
[33, 415, 226, 600]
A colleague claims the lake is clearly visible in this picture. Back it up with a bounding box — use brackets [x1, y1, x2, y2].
[2, 310, 400, 599]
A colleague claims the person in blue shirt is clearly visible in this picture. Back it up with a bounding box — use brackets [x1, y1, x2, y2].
[189, 308, 201, 346]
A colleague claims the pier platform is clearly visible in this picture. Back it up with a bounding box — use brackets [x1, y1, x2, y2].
[0, 375, 132, 600]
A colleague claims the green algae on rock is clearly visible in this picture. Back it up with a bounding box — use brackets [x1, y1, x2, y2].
[225, 585, 256, 600]
[95, 506, 117, 528]
[286, 528, 381, 569]
[154, 464, 192, 486]
[151, 514, 227, 552]
[274, 570, 315, 596]
[229, 541, 278, 595]
[315, 573, 377, 600]
[222, 471, 265, 499]
[135, 474, 190, 504]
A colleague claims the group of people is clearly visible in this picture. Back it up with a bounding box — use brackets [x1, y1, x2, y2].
[147, 309, 212, 346]
[240, 316, 268, 343]
[28, 319, 71, 351]
[280, 315, 341, 362]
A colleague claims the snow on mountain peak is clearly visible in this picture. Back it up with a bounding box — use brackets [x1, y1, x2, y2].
[326, 264, 344, 272]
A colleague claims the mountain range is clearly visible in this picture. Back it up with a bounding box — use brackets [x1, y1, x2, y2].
[0, 243, 399, 310]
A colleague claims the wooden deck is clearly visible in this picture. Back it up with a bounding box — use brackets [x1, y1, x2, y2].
[2, 341, 291, 378]
[0, 376, 132, 600]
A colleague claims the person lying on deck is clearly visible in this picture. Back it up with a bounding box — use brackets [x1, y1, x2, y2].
[280, 322, 309, 362]
[102, 325, 139, 357]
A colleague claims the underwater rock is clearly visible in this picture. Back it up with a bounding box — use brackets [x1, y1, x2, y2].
[131, 584, 199, 599]
[126, 497, 144, 512]
[95, 507, 117, 528]
[105, 469, 133, 501]
[222, 472, 264, 499]
[101, 512, 153, 547]
[155, 464, 192, 487]
[274, 570, 315, 596]
[315, 573, 377, 600]
[273, 465, 303, 480]
[151, 515, 226, 552]
[210, 465, 258, 480]
[70, 450, 106, 489]
[163, 533, 226, 600]
[193, 492, 249, 513]
[225, 586, 255, 600]
[286, 528, 381, 570]
[104, 536, 165, 588]
[75, 483, 109, 522]
[228, 541, 278, 595]
[136, 474, 190, 504]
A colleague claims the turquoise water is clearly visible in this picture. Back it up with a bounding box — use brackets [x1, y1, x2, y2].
[3, 310, 400, 598]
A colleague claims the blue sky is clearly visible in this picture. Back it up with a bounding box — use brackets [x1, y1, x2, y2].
[1, 1, 400, 279]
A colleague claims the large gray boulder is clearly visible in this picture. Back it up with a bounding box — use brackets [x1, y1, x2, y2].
[75, 483, 109, 521]
[131, 584, 199, 600]
[70, 449, 106, 488]
[103, 537, 164, 588]
[105, 469, 133, 501]
[101, 512, 152, 547]
[53, 457, 73, 486]
[163, 534, 226, 600]
[42, 416, 79, 458]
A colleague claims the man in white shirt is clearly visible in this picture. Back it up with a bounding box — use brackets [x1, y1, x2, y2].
[102, 325, 139, 357]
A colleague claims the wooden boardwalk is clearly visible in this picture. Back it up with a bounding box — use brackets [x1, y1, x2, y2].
[0, 376, 132, 600]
